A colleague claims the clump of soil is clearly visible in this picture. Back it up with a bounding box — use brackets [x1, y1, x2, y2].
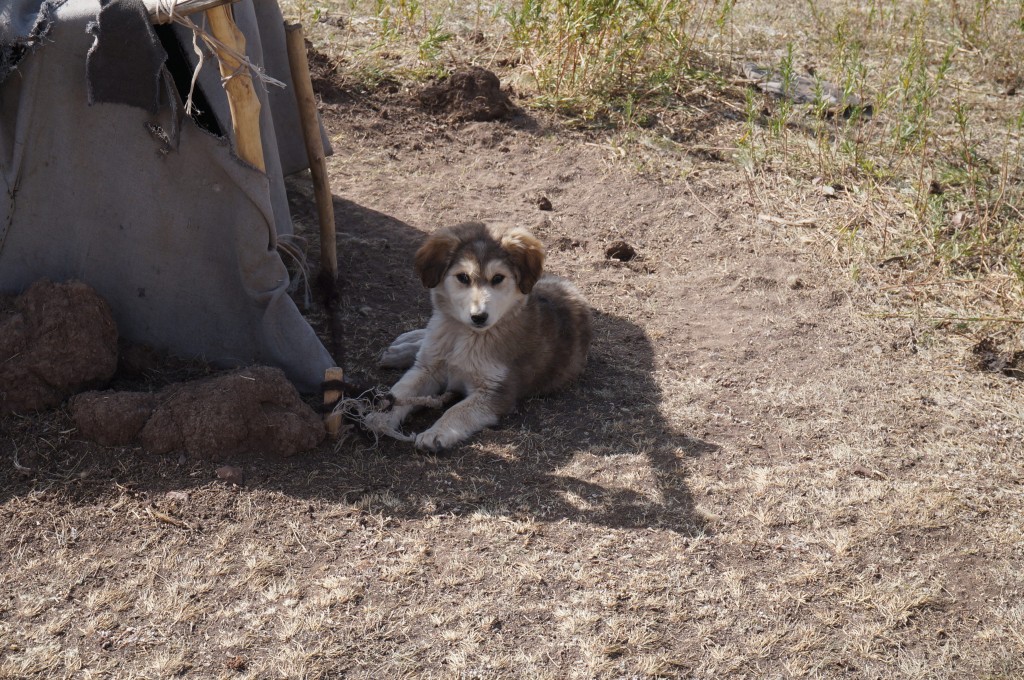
[71, 391, 156, 446]
[216, 465, 245, 485]
[305, 42, 348, 103]
[72, 366, 325, 458]
[418, 67, 516, 122]
[0, 279, 118, 414]
[968, 337, 1024, 379]
[605, 240, 637, 262]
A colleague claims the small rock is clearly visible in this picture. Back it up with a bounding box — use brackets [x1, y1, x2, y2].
[949, 211, 969, 231]
[537, 196, 553, 211]
[216, 465, 245, 486]
[165, 491, 190, 503]
[605, 241, 637, 262]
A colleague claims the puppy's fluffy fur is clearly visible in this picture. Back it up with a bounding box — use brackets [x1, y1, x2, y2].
[383, 221, 592, 452]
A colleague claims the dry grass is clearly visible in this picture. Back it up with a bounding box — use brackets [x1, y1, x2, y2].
[3, 0, 1024, 678]
[301, 0, 1024, 340]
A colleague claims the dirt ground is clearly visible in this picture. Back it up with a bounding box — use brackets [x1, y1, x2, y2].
[3, 48, 1024, 680]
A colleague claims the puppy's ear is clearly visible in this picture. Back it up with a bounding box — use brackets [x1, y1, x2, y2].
[501, 228, 545, 294]
[414, 230, 460, 288]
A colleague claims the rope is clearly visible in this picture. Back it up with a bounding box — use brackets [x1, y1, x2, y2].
[329, 387, 457, 445]
[151, 0, 285, 118]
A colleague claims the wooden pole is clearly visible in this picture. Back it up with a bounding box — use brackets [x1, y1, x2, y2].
[283, 21, 338, 283]
[323, 366, 345, 437]
[205, 4, 265, 171]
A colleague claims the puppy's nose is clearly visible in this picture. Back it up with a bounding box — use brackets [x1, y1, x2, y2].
[471, 312, 489, 326]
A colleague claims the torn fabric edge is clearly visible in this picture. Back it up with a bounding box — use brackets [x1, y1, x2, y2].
[0, 0, 68, 84]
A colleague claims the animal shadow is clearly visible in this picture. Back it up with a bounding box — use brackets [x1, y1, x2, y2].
[304, 197, 717, 535]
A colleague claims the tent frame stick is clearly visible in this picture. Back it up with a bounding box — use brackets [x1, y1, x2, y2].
[204, 3, 266, 171]
[284, 22, 338, 283]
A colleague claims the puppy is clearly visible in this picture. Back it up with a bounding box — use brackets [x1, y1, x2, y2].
[382, 221, 592, 452]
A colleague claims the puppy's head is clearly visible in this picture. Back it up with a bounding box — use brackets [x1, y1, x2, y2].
[414, 222, 545, 331]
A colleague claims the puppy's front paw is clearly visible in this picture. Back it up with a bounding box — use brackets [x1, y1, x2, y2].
[415, 427, 463, 454]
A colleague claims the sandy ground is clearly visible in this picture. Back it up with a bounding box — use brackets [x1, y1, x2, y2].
[3, 48, 1024, 680]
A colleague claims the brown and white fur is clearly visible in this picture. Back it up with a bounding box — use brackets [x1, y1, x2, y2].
[381, 221, 592, 452]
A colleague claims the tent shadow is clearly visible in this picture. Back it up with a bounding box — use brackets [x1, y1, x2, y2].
[0, 192, 717, 538]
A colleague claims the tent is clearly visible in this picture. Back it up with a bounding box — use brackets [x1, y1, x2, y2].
[0, 0, 335, 392]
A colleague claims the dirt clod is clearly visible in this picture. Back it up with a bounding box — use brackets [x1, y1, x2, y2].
[139, 366, 325, 459]
[0, 279, 118, 414]
[305, 44, 347, 103]
[605, 240, 637, 262]
[71, 391, 156, 446]
[554, 236, 583, 251]
[72, 366, 325, 458]
[225, 655, 248, 671]
[968, 338, 1024, 379]
[537, 196, 553, 211]
[418, 67, 516, 122]
[216, 465, 245, 486]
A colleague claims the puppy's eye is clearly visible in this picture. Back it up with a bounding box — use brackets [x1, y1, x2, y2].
[455, 273, 471, 285]
[490, 274, 505, 286]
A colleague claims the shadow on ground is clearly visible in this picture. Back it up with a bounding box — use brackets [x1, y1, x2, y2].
[0, 190, 717, 536]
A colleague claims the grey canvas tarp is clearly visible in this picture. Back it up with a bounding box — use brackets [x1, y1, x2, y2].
[0, 0, 335, 392]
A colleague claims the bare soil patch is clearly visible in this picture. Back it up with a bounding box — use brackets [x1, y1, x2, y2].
[3, 39, 1024, 680]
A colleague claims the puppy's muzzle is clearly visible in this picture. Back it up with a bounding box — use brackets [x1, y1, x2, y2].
[471, 312, 489, 327]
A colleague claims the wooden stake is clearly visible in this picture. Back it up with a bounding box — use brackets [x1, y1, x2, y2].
[205, 4, 265, 171]
[323, 366, 345, 438]
[284, 21, 338, 283]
